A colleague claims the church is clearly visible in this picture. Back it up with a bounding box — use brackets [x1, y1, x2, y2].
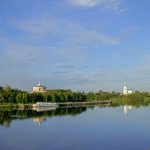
[123, 85, 132, 95]
[32, 81, 47, 93]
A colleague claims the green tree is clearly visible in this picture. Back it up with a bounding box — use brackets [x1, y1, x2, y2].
[16, 93, 23, 103]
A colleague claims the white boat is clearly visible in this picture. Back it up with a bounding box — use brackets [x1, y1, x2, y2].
[32, 102, 59, 107]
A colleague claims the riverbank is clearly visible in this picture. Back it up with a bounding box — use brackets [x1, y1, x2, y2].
[0, 100, 111, 109]
[58, 100, 111, 107]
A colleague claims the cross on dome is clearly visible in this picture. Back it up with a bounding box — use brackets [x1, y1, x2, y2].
[38, 81, 41, 86]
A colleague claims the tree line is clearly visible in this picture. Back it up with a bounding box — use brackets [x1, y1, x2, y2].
[0, 86, 150, 105]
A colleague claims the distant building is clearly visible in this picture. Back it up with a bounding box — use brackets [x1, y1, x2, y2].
[128, 88, 132, 94]
[123, 85, 128, 95]
[123, 85, 133, 95]
[32, 81, 47, 93]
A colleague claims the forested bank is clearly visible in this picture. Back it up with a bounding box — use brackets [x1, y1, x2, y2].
[0, 86, 150, 106]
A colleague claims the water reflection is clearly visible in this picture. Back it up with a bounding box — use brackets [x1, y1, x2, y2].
[0, 104, 150, 128]
[33, 116, 46, 126]
[0, 107, 87, 128]
[124, 105, 133, 115]
[33, 106, 57, 112]
[1, 104, 150, 150]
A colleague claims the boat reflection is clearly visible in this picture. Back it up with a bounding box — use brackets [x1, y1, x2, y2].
[32, 106, 57, 112]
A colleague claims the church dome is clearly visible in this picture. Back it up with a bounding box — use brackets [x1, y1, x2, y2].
[32, 81, 46, 93]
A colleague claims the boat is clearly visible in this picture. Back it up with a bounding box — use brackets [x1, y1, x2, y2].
[32, 102, 59, 107]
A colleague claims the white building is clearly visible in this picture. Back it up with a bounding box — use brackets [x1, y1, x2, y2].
[123, 85, 128, 95]
[32, 81, 47, 93]
[128, 88, 132, 94]
[123, 85, 133, 95]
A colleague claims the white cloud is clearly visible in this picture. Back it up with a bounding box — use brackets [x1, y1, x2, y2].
[102, 0, 121, 10]
[84, 27, 137, 45]
[71, 29, 120, 45]
[88, 30, 120, 45]
[11, 17, 59, 36]
[5, 45, 42, 64]
[10, 12, 133, 46]
[69, 0, 105, 7]
[119, 27, 137, 36]
[68, 0, 124, 11]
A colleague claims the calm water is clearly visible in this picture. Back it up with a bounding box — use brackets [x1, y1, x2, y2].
[0, 105, 150, 150]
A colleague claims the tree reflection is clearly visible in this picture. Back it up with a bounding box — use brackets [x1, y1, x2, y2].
[0, 107, 87, 127]
[0, 101, 150, 128]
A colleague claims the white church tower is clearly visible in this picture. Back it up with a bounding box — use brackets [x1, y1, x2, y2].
[123, 84, 128, 95]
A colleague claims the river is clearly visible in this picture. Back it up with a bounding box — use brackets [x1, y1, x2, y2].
[0, 105, 150, 150]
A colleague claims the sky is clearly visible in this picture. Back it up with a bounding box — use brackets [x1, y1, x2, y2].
[0, 0, 150, 92]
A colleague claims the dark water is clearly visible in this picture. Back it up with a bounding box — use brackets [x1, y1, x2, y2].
[0, 105, 150, 150]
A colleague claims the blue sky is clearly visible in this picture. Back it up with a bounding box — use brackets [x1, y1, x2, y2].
[0, 0, 150, 92]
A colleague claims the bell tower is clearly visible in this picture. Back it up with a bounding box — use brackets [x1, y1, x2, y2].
[123, 84, 128, 95]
